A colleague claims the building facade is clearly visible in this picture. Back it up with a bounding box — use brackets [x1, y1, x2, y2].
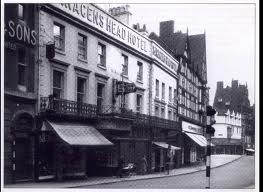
[4, 4, 39, 183]
[4, 3, 183, 184]
[213, 80, 255, 153]
[149, 20, 209, 165]
[212, 109, 243, 154]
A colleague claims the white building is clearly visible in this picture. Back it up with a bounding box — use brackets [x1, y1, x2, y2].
[212, 109, 243, 154]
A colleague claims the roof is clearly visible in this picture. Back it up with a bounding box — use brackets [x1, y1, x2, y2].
[213, 80, 251, 114]
[189, 34, 206, 76]
[148, 32, 174, 55]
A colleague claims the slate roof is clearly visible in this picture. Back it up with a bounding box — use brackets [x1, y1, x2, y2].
[148, 32, 174, 56]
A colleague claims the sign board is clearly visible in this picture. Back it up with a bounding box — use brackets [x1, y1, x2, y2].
[51, 3, 151, 56]
[152, 42, 178, 75]
[182, 121, 203, 134]
[116, 81, 137, 95]
[4, 20, 37, 46]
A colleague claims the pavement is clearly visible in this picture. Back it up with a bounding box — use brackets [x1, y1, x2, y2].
[4, 154, 242, 188]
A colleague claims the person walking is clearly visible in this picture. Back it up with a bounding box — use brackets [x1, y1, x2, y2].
[140, 155, 147, 175]
[118, 155, 125, 178]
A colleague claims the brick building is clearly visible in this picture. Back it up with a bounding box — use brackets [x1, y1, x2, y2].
[4, 4, 39, 183]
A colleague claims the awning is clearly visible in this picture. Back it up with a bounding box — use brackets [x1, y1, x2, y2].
[153, 142, 181, 150]
[46, 121, 113, 146]
[245, 148, 255, 152]
[185, 132, 215, 147]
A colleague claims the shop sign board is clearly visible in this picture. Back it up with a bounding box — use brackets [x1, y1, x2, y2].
[182, 121, 203, 134]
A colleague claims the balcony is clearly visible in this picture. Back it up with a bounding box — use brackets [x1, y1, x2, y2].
[40, 97, 180, 131]
[40, 97, 97, 119]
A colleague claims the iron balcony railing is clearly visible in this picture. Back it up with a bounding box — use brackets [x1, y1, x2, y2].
[40, 97, 97, 118]
[40, 97, 180, 130]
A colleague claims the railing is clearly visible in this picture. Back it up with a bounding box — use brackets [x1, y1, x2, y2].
[40, 97, 97, 118]
[40, 97, 180, 130]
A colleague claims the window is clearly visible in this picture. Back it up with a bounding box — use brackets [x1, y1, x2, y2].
[173, 110, 177, 121]
[136, 94, 143, 113]
[162, 83, 165, 100]
[173, 89, 177, 104]
[155, 79, 159, 97]
[168, 110, 172, 120]
[155, 105, 159, 117]
[17, 48, 26, 87]
[78, 34, 87, 60]
[169, 87, 172, 102]
[227, 127, 232, 138]
[137, 61, 143, 81]
[121, 54, 128, 76]
[53, 23, 65, 51]
[77, 77, 86, 103]
[18, 4, 24, 20]
[218, 98, 223, 102]
[98, 43, 106, 67]
[53, 70, 64, 98]
[97, 83, 105, 111]
[161, 107, 165, 118]
[225, 101, 230, 105]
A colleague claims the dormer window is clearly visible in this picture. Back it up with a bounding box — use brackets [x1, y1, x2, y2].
[218, 98, 222, 102]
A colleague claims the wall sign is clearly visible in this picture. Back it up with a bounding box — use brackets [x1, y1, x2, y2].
[182, 121, 202, 134]
[5, 20, 37, 46]
[52, 3, 150, 56]
[152, 42, 178, 74]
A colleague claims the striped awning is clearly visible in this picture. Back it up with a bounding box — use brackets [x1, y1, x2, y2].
[46, 121, 113, 146]
[185, 132, 215, 147]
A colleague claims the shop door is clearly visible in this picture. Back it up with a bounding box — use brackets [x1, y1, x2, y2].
[15, 138, 33, 181]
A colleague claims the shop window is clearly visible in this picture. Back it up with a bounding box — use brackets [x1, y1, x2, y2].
[98, 43, 106, 67]
[77, 77, 86, 103]
[155, 79, 159, 97]
[53, 70, 64, 99]
[121, 54, 128, 76]
[53, 23, 65, 51]
[78, 33, 87, 60]
[97, 83, 105, 112]
[136, 94, 143, 113]
[17, 48, 27, 89]
[137, 61, 143, 81]
[18, 4, 24, 20]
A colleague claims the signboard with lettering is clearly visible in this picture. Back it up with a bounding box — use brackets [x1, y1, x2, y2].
[4, 20, 37, 47]
[51, 3, 151, 56]
[182, 121, 203, 134]
[152, 42, 179, 75]
[116, 81, 137, 95]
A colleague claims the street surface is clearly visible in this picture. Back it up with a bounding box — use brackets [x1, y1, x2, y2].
[79, 156, 254, 189]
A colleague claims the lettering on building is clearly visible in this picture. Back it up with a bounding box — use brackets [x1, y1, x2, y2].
[4, 20, 37, 46]
[55, 3, 149, 54]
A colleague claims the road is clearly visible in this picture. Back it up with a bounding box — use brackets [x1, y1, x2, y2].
[78, 156, 255, 189]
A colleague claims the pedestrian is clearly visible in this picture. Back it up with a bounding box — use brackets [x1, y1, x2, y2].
[140, 155, 147, 175]
[118, 155, 125, 178]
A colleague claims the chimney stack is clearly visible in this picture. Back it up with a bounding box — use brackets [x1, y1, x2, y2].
[160, 20, 174, 37]
[109, 5, 132, 26]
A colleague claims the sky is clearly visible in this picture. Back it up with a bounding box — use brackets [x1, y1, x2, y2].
[99, 3, 255, 106]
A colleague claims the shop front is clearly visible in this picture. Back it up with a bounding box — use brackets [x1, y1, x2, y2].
[182, 121, 211, 165]
[38, 120, 113, 181]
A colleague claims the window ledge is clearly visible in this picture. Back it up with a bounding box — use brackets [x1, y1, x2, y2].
[55, 49, 66, 56]
[97, 64, 107, 70]
[78, 58, 88, 64]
